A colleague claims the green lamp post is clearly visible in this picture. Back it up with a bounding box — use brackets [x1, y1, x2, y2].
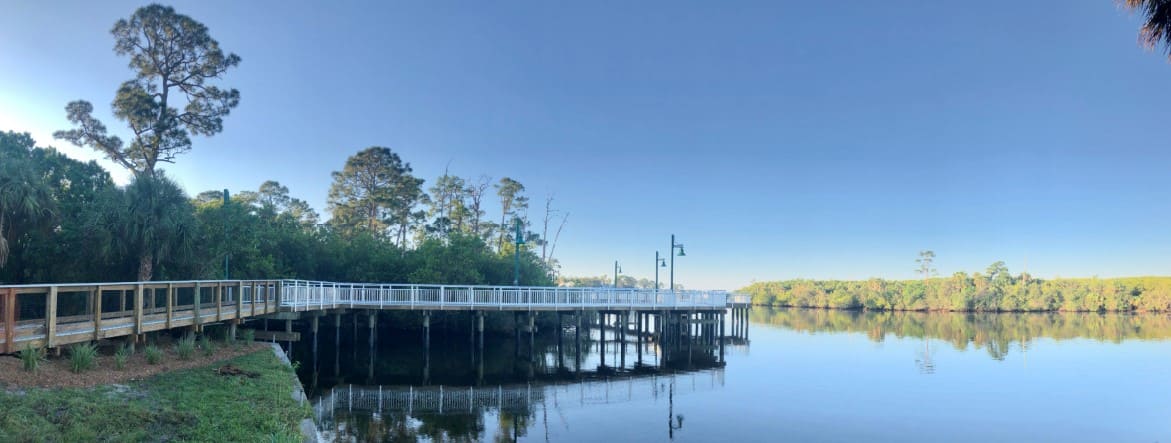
[669, 234, 685, 292]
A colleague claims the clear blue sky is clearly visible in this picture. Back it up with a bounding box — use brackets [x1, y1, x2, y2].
[2, 1, 1169, 289]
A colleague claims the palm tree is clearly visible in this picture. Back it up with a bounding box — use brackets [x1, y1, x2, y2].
[1124, 0, 1171, 58]
[0, 159, 54, 270]
[88, 173, 194, 281]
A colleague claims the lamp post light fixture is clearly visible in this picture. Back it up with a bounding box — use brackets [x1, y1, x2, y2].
[669, 234, 685, 292]
[614, 261, 623, 288]
[655, 251, 667, 292]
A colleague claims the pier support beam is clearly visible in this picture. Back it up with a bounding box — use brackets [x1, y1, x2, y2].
[368, 311, 376, 344]
[422, 311, 431, 351]
[711, 309, 721, 360]
[619, 311, 627, 369]
[528, 312, 535, 361]
[599, 312, 607, 368]
[556, 312, 564, 369]
[476, 311, 485, 357]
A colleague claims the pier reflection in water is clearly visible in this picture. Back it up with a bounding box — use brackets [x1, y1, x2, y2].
[288, 309, 747, 441]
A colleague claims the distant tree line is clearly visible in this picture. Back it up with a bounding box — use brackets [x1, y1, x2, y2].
[741, 262, 1171, 313]
[558, 274, 684, 290]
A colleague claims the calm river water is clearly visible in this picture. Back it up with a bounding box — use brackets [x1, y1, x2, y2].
[290, 308, 1171, 442]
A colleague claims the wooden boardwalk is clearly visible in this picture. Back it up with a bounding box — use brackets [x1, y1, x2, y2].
[0, 279, 744, 353]
[0, 280, 280, 352]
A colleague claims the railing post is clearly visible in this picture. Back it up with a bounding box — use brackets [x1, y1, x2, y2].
[440, 286, 445, 309]
[166, 283, 174, 329]
[4, 287, 16, 353]
[274, 280, 282, 311]
[194, 282, 203, 328]
[215, 283, 223, 322]
[45, 286, 58, 348]
[236, 281, 244, 319]
[134, 283, 144, 336]
[93, 286, 103, 341]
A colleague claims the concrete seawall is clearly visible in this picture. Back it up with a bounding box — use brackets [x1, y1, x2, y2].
[269, 343, 320, 443]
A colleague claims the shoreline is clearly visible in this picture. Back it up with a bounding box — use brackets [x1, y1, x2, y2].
[742, 304, 1171, 314]
[269, 342, 321, 443]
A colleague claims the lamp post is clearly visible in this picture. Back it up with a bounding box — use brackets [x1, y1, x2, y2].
[669, 234, 685, 292]
[655, 251, 667, 293]
[513, 216, 524, 286]
[613, 261, 622, 288]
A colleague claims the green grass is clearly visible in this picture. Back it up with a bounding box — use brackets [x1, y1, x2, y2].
[144, 345, 163, 365]
[20, 343, 45, 372]
[69, 342, 98, 373]
[0, 349, 310, 442]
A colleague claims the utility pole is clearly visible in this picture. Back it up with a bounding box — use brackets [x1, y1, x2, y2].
[223, 189, 230, 279]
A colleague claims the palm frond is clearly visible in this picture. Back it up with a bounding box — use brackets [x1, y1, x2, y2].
[1124, 0, 1171, 57]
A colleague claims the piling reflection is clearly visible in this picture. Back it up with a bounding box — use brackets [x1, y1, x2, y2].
[289, 310, 741, 441]
[313, 370, 724, 441]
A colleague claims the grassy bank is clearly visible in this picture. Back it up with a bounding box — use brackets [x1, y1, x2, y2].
[0, 349, 310, 442]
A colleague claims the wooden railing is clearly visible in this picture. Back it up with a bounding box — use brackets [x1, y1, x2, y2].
[0, 280, 280, 353]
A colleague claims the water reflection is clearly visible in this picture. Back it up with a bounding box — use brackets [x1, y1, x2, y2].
[314, 370, 723, 441]
[751, 307, 1171, 361]
[290, 311, 738, 441]
[285, 308, 1171, 441]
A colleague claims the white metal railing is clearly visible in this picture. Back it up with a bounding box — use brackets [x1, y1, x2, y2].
[727, 293, 752, 305]
[279, 279, 731, 311]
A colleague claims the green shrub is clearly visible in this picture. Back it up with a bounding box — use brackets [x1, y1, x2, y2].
[114, 344, 132, 370]
[241, 328, 255, 343]
[199, 334, 216, 357]
[176, 334, 196, 360]
[144, 345, 163, 365]
[69, 342, 98, 373]
[19, 343, 44, 372]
